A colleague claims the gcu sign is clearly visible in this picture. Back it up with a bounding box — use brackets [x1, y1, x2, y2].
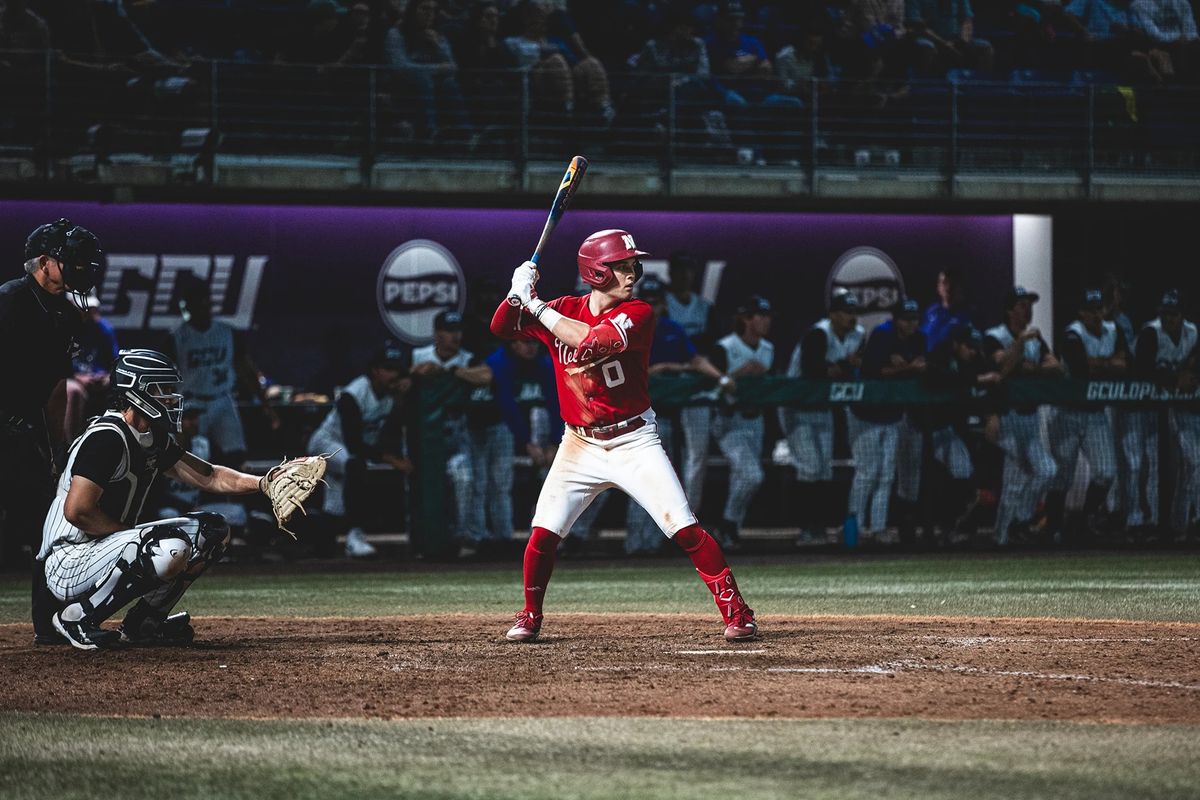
[98, 253, 268, 331]
[830, 383, 865, 402]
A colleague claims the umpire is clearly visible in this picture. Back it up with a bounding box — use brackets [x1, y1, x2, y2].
[0, 218, 103, 644]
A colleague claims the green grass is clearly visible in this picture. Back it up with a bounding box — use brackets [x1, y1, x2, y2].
[4, 553, 1198, 798]
[1, 715, 1197, 800]
[3, 552, 1199, 623]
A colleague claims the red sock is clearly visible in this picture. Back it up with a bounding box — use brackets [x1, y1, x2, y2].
[673, 524, 729, 575]
[675, 524, 749, 624]
[522, 527, 560, 615]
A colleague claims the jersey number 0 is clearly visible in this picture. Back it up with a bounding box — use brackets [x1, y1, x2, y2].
[602, 361, 626, 388]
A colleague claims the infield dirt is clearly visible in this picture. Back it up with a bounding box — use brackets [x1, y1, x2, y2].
[3, 615, 1197, 723]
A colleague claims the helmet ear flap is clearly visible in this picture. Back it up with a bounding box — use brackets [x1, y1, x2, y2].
[633, 261, 643, 283]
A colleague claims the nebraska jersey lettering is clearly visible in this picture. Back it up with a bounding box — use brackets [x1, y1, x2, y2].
[518, 296, 654, 427]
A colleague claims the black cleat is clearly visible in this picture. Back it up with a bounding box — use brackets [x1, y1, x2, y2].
[34, 631, 68, 646]
[120, 610, 195, 646]
[53, 613, 121, 651]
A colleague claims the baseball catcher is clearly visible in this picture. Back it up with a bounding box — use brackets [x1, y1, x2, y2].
[38, 349, 325, 650]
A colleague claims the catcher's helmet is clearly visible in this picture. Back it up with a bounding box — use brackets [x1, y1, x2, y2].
[113, 349, 184, 434]
[24, 218, 104, 294]
[577, 229, 648, 289]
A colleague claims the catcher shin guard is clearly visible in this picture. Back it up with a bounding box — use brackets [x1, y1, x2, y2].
[696, 567, 758, 642]
[58, 525, 193, 629]
[135, 511, 230, 619]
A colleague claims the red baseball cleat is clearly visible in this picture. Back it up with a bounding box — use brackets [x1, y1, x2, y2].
[724, 606, 758, 642]
[505, 610, 543, 642]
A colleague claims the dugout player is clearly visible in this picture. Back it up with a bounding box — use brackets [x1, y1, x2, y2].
[1132, 290, 1199, 537]
[40, 349, 271, 650]
[308, 341, 414, 559]
[171, 278, 279, 467]
[781, 290, 865, 544]
[1043, 289, 1127, 543]
[710, 296, 774, 550]
[852, 298, 927, 541]
[983, 287, 1062, 546]
[491, 229, 757, 643]
[465, 335, 561, 553]
[411, 310, 494, 555]
[1, 218, 101, 644]
[923, 325, 1001, 537]
[665, 250, 720, 510]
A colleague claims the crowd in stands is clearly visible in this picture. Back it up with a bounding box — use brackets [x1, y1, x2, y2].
[3, 1, 1200, 161]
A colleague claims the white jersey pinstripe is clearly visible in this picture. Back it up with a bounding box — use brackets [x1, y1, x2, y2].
[1146, 318, 1197, 369]
[38, 412, 178, 559]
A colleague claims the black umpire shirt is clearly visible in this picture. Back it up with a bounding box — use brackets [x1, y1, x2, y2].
[0, 274, 78, 429]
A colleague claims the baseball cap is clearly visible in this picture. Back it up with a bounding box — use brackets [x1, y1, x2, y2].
[370, 339, 408, 371]
[829, 290, 859, 313]
[736, 295, 772, 316]
[639, 275, 666, 301]
[1160, 289, 1183, 311]
[434, 310, 464, 331]
[1079, 288, 1104, 310]
[1004, 286, 1040, 309]
[895, 297, 921, 319]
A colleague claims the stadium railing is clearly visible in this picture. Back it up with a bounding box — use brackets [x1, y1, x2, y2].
[3, 52, 1200, 189]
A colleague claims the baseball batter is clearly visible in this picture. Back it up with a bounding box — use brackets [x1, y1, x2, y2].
[490, 229, 757, 643]
[38, 349, 269, 650]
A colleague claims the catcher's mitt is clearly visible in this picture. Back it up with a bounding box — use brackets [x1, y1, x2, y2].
[259, 454, 329, 537]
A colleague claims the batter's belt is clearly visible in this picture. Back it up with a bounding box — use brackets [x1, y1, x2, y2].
[569, 415, 647, 441]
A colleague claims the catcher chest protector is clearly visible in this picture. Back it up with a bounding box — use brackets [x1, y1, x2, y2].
[577, 229, 649, 288]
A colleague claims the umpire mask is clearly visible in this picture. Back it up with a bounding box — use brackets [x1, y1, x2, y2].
[24, 218, 105, 308]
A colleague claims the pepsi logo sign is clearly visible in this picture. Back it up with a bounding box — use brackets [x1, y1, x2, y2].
[377, 239, 465, 345]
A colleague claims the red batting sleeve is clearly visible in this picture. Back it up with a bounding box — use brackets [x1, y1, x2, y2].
[490, 299, 538, 340]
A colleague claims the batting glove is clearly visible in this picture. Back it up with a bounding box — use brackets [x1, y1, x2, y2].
[509, 261, 539, 306]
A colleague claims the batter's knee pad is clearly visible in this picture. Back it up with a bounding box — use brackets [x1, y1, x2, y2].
[184, 511, 231, 562]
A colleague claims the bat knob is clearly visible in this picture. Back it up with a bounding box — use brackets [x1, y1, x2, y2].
[506, 294, 522, 307]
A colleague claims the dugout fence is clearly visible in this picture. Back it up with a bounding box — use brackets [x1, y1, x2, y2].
[401, 374, 1200, 558]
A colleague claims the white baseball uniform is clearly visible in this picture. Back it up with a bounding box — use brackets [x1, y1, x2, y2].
[713, 332, 773, 527]
[308, 374, 399, 517]
[412, 344, 478, 540]
[172, 320, 246, 456]
[1049, 320, 1121, 494]
[984, 323, 1059, 544]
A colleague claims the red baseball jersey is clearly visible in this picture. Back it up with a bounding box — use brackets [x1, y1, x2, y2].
[491, 295, 655, 427]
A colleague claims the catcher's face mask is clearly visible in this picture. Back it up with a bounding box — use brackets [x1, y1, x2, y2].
[113, 349, 185, 435]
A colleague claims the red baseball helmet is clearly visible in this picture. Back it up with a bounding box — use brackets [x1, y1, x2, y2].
[577, 229, 648, 288]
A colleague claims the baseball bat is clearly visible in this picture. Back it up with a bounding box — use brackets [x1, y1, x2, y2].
[507, 155, 589, 306]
